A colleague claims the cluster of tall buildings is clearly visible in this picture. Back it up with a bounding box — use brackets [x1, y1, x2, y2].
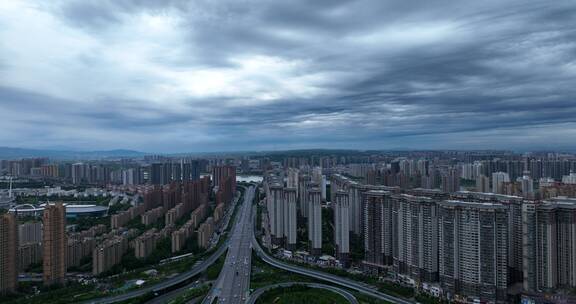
[331, 173, 576, 303]
[134, 226, 173, 259]
[149, 160, 203, 185]
[263, 162, 576, 303]
[0, 158, 48, 177]
[213, 165, 237, 206]
[1, 203, 68, 294]
[197, 217, 215, 249]
[264, 167, 330, 257]
[67, 225, 107, 268]
[171, 204, 207, 253]
[0, 165, 238, 291]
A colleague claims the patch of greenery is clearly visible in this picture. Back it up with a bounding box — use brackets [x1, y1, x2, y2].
[166, 284, 211, 304]
[204, 253, 226, 280]
[460, 178, 476, 188]
[255, 285, 348, 304]
[25, 261, 43, 273]
[125, 215, 145, 230]
[109, 202, 132, 215]
[376, 281, 414, 298]
[250, 252, 313, 290]
[67, 215, 110, 231]
[3, 282, 104, 304]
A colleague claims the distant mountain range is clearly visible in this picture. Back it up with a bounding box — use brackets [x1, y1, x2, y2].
[0, 146, 147, 160]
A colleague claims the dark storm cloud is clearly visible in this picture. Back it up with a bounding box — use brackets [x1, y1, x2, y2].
[1, 0, 576, 152]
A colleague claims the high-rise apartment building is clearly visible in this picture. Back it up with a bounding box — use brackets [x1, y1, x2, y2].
[348, 182, 365, 236]
[0, 213, 18, 295]
[287, 168, 299, 192]
[452, 191, 525, 283]
[519, 173, 534, 198]
[18, 221, 42, 244]
[363, 190, 394, 274]
[475, 175, 490, 193]
[492, 172, 510, 194]
[181, 160, 201, 181]
[312, 167, 326, 200]
[267, 183, 284, 245]
[93, 236, 129, 275]
[334, 191, 350, 266]
[284, 188, 297, 250]
[438, 200, 508, 303]
[212, 165, 236, 190]
[441, 168, 460, 193]
[71, 162, 84, 185]
[307, 187, 322, 255]
[522, 197, 576, 292]
[298, 174, 311, 218]
[43, 203, 67, 286]
[392, 194, 438, 283]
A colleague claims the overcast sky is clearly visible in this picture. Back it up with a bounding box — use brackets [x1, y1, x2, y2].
[1, 1, 575, 153]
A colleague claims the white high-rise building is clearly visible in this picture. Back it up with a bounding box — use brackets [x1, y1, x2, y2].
[519, 173, 534, 198]
[298, 174, 311, 218]
[287, 168, 299, 192]
[438, 200, 509, 303]
[348, 182, 364, 235]
[268, 183, 284, 245]
[492, 172, 510, 194]
[334, 191, 350, 265]
[307, 188, 322, 255]
[476, 175, 490, 193]
[473, 161, 483, 179]
[312, 167, 326, 200]
[392, 194, 438, 283]
[460, 163, 474, 180]
[562, 171, 576, 184]
[71, 162, 84, 185]
[284, 188, 297, 250]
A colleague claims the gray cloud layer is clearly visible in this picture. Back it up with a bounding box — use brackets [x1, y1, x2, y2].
[1, 0, 575, 152]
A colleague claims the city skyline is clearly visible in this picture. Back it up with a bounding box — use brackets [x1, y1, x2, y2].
[2, 1, 576, 152]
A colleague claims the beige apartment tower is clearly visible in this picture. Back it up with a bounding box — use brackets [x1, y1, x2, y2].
[0, 213, 18, 295]
[43, 203, 67, 286]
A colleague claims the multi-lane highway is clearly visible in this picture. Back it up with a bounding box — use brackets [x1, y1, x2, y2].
[202, 186, 255, 304]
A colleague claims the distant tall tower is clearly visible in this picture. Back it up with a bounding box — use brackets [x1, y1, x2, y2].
[43, 203, 67, 286]
[8, 176, 13, 199]
[0, 213, 18, 295]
